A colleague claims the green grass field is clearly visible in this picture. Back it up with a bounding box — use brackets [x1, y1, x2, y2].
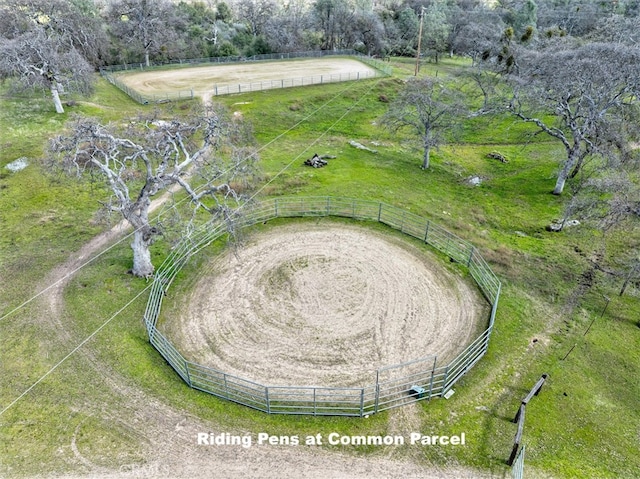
[1, 57, 639, 478]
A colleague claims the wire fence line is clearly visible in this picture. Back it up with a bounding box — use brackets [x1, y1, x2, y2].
[99, 50, 392, 104]
[143, 197, 501, 416]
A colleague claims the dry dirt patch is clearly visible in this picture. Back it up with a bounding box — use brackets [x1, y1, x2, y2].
[116, 58, 377, 97]
[163, 221, 489, 388]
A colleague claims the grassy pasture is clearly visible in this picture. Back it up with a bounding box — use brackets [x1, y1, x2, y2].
[0, 57, 639, 478]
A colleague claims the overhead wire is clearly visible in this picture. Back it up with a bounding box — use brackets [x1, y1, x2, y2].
[0, 78, 369, 324]
[0, 76, 382, 416]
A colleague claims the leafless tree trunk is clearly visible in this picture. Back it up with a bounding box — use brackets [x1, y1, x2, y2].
[50, 84, 64, 114]
[382, 77, 466, 171]
[422, 133, 432, 170]
[47, 105, 259, 278]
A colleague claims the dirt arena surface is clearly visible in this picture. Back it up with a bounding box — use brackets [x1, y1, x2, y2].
[164, 221, 489, 388]
[116, 58, 378, 97]
[27, 197, 496, 478]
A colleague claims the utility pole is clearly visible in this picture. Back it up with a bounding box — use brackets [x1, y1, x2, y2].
[414, 6, 425, 76]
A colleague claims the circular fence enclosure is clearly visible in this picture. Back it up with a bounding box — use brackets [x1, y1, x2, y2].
[143, 197, 501, 417]
[164, 222, 489, 388]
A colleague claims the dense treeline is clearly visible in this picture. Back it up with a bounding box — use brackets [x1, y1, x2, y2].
[1, 0, 639, 287]
[2, 0, 640, 69]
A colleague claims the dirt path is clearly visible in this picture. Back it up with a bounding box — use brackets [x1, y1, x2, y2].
[167, 222, 488, 388]
[28, 214, 498, 478]
[21, 89, 495, 477]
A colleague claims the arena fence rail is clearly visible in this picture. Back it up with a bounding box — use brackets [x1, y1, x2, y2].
[100, 50, 392, 104]
[143, 197, 501, 417]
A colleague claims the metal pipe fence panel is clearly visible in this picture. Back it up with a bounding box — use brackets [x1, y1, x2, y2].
[188, 363, 269, 410]
[266, 387, 365, 416]
[150, 330, 189, 382]
[447, 328, 492, 373]
[101, 51, 390, 104]
[469, 250, 500, 302]
[144, 196, 500, 416]
[443, 329, 492, 391]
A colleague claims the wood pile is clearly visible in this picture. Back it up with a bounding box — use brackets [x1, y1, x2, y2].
[304, 153, 334, 168]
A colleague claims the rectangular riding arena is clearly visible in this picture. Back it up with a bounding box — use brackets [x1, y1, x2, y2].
[105, 56, 384, 103]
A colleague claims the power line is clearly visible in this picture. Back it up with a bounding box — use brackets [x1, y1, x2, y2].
[0, 79, 365, 324]
[0, 78, 380, 416]
[0, 283, 152, 418]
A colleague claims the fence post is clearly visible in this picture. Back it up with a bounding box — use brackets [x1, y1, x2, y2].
[265, 386, 271, 414]
[360, 389, 365, 417]
[377, 202, 383, 222]
[489, 283, 501, 329]
[184, 360, 192, 387]
[427, 357, 436, 399]
[326, 196, 331, 216]
[275, 198, 279, 217]
[467, 246, 475, 268]
[374, 383, 380, 414]
[424, 221, 430, 243]
[441, 365, 450, 394]
[508, 405, 525, 466]
[374, 370, 380, 414]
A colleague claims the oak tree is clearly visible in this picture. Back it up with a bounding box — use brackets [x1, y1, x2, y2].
[507, 42, 640, 195]
[48, 105, 258, 278]
[0, 0, 103, 113]
[382, 77, 465, 170]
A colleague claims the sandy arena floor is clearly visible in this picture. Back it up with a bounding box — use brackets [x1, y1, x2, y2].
[163, 221, 489, 388]
[117, 58, 378, 96]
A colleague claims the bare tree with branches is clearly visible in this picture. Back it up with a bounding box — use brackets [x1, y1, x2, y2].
[47, 105, 259, 278]
[0, 0, 103, 113]
[507, 41, 640, 195]
[381, 77, 466, 170]
[106, 0, 186, 67]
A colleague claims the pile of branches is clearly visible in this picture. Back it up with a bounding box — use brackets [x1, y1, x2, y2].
[304, 153, 335, 168]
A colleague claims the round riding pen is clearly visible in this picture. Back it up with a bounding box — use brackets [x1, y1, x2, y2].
[143, 197, 501, 417]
